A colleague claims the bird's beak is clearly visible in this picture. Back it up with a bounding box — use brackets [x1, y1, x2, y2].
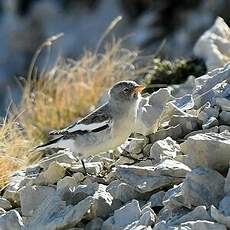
[132, 85, 145, 93]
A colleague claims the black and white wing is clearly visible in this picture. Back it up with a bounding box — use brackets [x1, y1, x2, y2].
[35, 103, 112, 152]
[49, 103, 112, 136]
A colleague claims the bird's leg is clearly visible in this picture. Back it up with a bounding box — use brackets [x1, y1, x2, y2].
[81, 159, 87, 176]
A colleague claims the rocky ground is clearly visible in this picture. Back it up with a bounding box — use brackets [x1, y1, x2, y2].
[0, 18, 230, 230]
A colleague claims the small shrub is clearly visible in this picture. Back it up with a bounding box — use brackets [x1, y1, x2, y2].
[143, 58, 206, 93]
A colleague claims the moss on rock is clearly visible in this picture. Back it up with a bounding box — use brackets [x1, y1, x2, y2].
[143, 58, 206, 93]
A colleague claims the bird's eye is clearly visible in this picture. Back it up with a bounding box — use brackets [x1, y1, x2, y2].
[123, 88, 129, 93]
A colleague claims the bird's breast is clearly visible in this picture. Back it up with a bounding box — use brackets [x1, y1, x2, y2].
[112, 109, 136, 144]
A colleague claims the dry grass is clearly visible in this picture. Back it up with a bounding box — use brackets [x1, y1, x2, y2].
[0, 119, 31, 187]
[0, 37, 138, 188]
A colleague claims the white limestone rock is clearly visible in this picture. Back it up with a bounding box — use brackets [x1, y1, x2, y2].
[71, 162, 103, 175]
[89, 155, 114, 169]
[150, 137, 180, 163]
[122, 134, 149, 155]
[3, 171, 26, 206]
[147, 159, 191, 178]
[134, 159, 154, 167]
[155, 220, 227, 230]
[102, 199, 142, 230]
[156, 205, 213, 230]
[184, 126, 219, 139]
[155, 207, 189, 229]
[192, 64, 230, 109]
[148, 191, 166, 208]
[182, 167, 225, 208]
[135, 88, 173, 135]
[25, 194, 93, 230]
[143, 144, 152, 157]
[39, 149, 77, 169]
[164, 98, 190, 118]
[126, 207, 156, 230]
[155, 203, 226, 229]
[211, 196, 230, 228]
[0, 208, 6, 215]
[220, 111, 230, 125]
[57, 176, 79, 194]
[115, 159, 190, 193]
[171, 206, 213, 226]
[216, 97, 230, 112]
[66, 183, 117, 219]
[33, 161, 66, 185]
[148, 124, 183, 144]
[181, 132, 230, 171]
[0, 210, 24, 230]
[102, 200, 141, 230]
[162, 184, 185, 210]
[106, 180, 140, 203]
[90, 184, 116, 219]
[85, 217, 104, 230]
[25, 164, 41, 176]
[72, 172, 85, 182]
[71, 183, 99, 204]
[219, 196, 230, 216]
[57, 173, 85, 194]
[162, 167, 225, 214]
[194, 17, 230, 71]
[202, 116, 219, 129]
[170, 82, 196, 102]
[219, 125, 230, 132]
[20, 185, 56, 217]
[149, 113, 201, 144]
[225, 164, 230, 195]
[0, 198, 12, 211]
[169, 115, 200, 133]
[115, 156, 135, 166]
[211, 203, 230, 229]
[197, 102, 219, 123]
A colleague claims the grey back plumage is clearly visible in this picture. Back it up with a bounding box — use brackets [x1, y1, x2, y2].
[49, 103, 112, 136]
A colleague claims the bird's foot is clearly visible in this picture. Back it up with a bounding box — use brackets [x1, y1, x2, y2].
[80, 159, 95, 177]
[81, 159, 88, 176]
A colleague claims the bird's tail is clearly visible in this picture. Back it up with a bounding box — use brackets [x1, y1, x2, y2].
[34, 136, 63, 151]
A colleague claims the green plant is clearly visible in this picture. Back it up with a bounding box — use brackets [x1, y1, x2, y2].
[143, 58, 206, 93]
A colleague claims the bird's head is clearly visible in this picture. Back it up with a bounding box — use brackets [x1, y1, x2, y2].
[109, 80, 145, 104]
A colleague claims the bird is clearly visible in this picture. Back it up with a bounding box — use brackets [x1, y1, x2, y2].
[35, 80, 145, 173]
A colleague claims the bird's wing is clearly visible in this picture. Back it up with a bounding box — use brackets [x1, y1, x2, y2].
[49, 103, 112, 136]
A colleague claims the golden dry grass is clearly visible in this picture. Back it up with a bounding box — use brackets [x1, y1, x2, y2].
[0, 118, 31, 187]
[0, 38, 138, 188]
